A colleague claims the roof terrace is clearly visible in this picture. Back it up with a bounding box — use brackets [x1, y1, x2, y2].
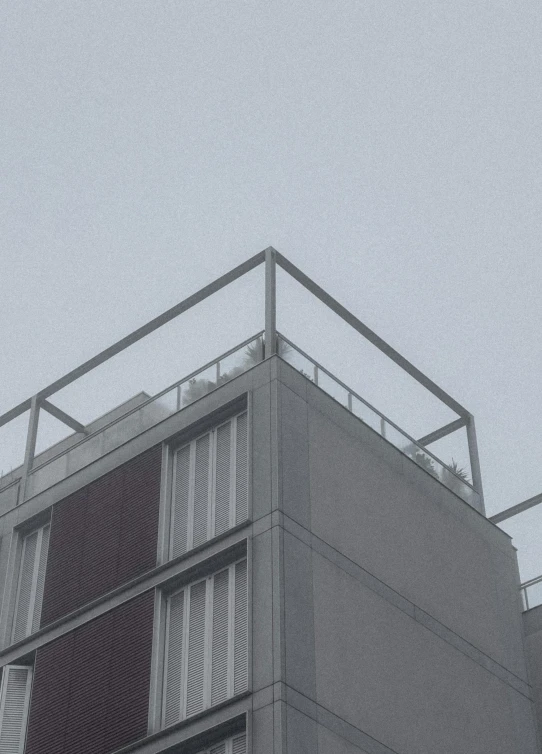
[0, 249, 484, 519]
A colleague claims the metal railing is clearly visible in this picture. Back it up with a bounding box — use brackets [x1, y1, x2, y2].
[278, 334, 478, 508]
[2, 333, 264, 503]
[520, 575, 542, 611]
[0, 248, 484, 513]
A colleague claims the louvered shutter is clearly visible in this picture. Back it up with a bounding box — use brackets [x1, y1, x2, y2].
[214, 423, 232, 537]
[233, 560, 248, 695]
[169, 413, 248, 561]
[161, 559, 248, 727]
[171, 446, 191, 558]
[12, 524, 50, 642]
[210, 569, 229, 706]
[235, 413, 248, 525]
[206, 735, 246, 754]
[193, 436, 211, 548]
[11, 533, 37, 643]
[185, 580, 207, 717]
[231, 733, 247, 754]
[0, 665, 32, 754]
[32, 525, 50, 634]
[163, 590, 185, 727]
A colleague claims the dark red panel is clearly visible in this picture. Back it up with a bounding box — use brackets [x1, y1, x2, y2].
[40, 488, 88, 626]
[103, 593, 156, 750]
[26, 592, 154, 754]
[24, 630, 74, 754]
[41, 445, 161, 625]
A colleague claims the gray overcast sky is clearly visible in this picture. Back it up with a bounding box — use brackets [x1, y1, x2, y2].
[1, 2, 541, 575]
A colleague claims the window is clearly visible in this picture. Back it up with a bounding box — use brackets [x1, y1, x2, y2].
[161, 559, 248, 727]
[205, 733, 246, 754]
[169, 413, 248, 559]
[11, 523, 50, 643]
[0, 665, 32, 754]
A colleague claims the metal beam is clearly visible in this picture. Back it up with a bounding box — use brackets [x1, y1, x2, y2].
[40, 400, 88, 435]
[18, 396, 40, 502]
[490, 493, 542, 525]
[264, 247, 277, 356]
[0, 399, 32, 430]
[36, 250, 266, 402]
[466, 414, 484, 512]
[417, 418, 466, 447]
[275, 252, 470, 418]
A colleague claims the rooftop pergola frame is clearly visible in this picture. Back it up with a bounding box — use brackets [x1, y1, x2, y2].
[0, 248, 484, 509]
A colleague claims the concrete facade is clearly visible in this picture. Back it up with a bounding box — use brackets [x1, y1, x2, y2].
[0, 355, 539, 753]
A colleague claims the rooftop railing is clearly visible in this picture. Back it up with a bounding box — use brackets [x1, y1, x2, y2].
[278, 334, 477, 507]
[0, 248, 485, 515]
[490, 494, 542, 611]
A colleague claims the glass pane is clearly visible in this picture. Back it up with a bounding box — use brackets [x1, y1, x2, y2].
[317, 370, 349, 409]
[350, 396, 381, 434]
[181, 365, 217, 408]
[218, 339, 260, 385]
[0, 411, 28, 488]
[278, 341, 315, 382]
[425, 425, 472, 486]
[150, 387, 180, 417]
[499, 505, 542, 584]
[437, 464, 475, 505]
[383, 422, 417, 456]
[525, 581, 542, 610]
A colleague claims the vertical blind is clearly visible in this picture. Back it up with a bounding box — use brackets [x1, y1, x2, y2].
[0, 665, 32, 754]
[162, 560, 248, 726]
[12, 524, 50, 643]
[170, 413, 248, 559]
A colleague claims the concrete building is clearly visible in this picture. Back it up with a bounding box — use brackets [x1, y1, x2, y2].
[0, 248, 540, 753]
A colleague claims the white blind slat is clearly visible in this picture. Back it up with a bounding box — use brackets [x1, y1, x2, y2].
[209, 744, 227, 754]
[234, 560, 248, 696]
[185, 581, 207, 717]
[0, 666, 32, 754]
[164, 591, 185, 727]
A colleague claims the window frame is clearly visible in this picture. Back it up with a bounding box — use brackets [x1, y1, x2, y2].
[157, 406, 251, 567]
[148, 543, 252, 735]
[0, 664, 33, 754]
[1, 513, 52, 649]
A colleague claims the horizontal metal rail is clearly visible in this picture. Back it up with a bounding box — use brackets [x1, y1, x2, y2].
[278, 333, 474, 490]
[490, 493, 542, 524]
[520, 574, 542, 611]
[417, 418, 467, 447]
[0, 251, 266, 427]
[40, 400, 87, 435]
[28, 332, 265, 475]
[275, 251, 470, 419]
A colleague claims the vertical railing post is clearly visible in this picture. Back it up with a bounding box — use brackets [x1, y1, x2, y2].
[264, 247, 277, 357]
[19, 395, 40, 503]
[466, 413, 485, 514]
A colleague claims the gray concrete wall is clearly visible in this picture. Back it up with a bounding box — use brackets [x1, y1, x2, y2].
[275, 359, 540, 754]
[524, 606, 542, 745]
